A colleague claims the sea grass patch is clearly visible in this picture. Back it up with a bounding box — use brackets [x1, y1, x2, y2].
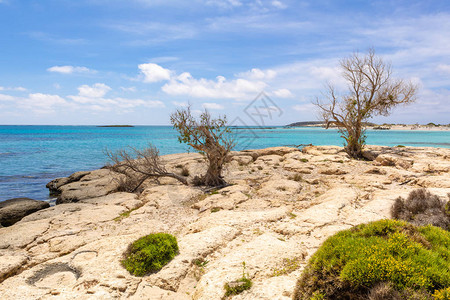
[122, 233, 179, 276]
[293, 219, 450, 300]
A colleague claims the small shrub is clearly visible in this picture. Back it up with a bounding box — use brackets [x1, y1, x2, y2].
[192, 175, 204, 186]
[368, 282, 402, 300]
[211, 207, 221, 213]
[293, 219, 450, 300]
[300, 158, 309, 163]
[288, 212, 297, 219]
[396, 145, 406, 148]
[391, 189, 450, 230]
[122, 233, 179, 276]
[114, 206, 139, 222]
[181, 166, 190, 177]
[257, 166, 263, 170]
[193, 258, 209, 268]
[223, 262, 252, 298]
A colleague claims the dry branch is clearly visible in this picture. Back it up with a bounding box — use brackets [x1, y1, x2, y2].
[106, 144, 187, 193]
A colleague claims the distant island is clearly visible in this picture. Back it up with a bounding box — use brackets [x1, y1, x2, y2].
[97, 125, 134, 128]
[285, 121, 324, 127]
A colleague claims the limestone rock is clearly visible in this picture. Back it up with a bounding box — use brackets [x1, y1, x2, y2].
[318, 167, 347, 175]
[56, 169, 120, 204]
[375, 154, 413, 169]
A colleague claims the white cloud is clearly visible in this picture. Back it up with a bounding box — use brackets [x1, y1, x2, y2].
[20, 93, 69, 114]
[273, 88, 293, 98]
[120, 86, 137, 92]
[162, 72, 266, 99]
[47, 65, 94, 74]
[0, 86, 27, 92]
[202, 102, 224, 110]
[138, 63, 172, 82]
[0, 93, 15, 101]
[78, 83, 111, 98]
[68, 83, 164, 112]
[237, 68, 277, 80]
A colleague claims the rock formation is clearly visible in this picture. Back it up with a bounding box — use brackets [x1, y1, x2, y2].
[0, 145, 449, 299]
[0, 198, 50, 227]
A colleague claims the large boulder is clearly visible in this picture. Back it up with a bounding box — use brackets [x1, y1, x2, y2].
[0, 198, 50, 227]
[48, 169, 120, 204]
[46, 171, 90, 195]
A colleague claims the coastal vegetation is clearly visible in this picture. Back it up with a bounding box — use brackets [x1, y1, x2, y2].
[314, 49, 418, 158]
[392, 189, 450, 230]
[170, 106, 235, 186]
[223, 262, 252, 298]
[105, 144, 188, 193]
[293, 219, 450, 300]
[121, 233, 179, 276]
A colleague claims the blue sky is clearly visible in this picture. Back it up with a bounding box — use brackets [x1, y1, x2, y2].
[0, 0, 449, 125]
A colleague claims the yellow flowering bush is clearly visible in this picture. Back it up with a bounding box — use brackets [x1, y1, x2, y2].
[293, 219, 450, 300]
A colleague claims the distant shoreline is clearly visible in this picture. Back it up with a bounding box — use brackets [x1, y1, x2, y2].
[287, 123, 450, 132]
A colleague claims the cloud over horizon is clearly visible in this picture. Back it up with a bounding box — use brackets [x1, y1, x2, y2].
[47, 65, 95, 74]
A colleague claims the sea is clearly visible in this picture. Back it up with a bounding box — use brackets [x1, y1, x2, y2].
[1, 125, 449, 202]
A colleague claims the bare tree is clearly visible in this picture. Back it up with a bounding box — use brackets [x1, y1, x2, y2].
[106, 144, 187, 193]
[314, 49, 418, 158]
[170, 106, 235, 186]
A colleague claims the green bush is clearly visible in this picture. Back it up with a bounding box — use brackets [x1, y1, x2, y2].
[293, 219, 450, 300]
[122, 233, 179, 276]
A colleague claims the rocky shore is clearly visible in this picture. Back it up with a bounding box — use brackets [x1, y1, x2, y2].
[0, 145, 449, 299]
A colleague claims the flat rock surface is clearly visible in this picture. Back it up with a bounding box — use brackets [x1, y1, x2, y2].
[0, 145, 449, 299]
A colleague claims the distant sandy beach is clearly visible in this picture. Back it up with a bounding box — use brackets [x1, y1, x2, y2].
[302, 124, 450, 131]
[371, 125, 450, 131]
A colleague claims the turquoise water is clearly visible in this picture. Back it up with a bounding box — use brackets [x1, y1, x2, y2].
[1, 125, 449, 202]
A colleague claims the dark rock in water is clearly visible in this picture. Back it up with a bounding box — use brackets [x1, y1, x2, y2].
[0, 198, 50, 227]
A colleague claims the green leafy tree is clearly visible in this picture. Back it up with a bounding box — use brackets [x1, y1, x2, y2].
[314, 49, 418, 158]
[170, 106, 235, 186]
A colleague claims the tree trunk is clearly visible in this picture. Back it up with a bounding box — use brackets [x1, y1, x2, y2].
[165, 173, 188, 185]
[345, 124, 364, 158]
[203, 159, 226, 186]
